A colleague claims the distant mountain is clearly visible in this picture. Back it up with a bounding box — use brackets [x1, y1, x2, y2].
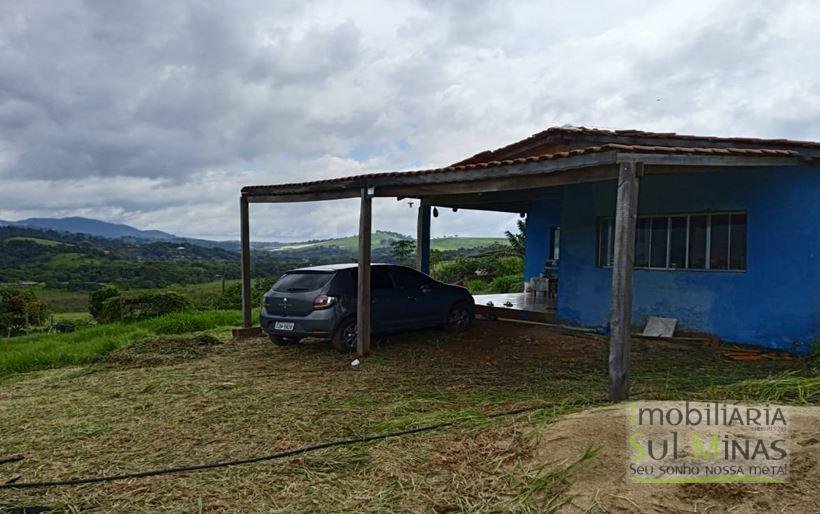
[0, 217, 507, 254]
[0, 217, 176, 241]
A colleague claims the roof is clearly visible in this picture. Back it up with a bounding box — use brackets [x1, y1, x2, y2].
[453, 126, 820, 166]
[242, 141, 805, 197]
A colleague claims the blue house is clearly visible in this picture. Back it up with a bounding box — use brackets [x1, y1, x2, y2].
[240, 126, 819, 398]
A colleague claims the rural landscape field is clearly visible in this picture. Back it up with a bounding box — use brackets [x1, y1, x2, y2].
[2, 1, 819, 512]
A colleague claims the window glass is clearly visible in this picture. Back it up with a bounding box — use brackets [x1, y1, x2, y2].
[635, 218, 651, 267]
[550, 227, 561, 260]
[273, 272, 333, 292]
[649, 217, 669, 268]
[392, 267, 432, 290]
[688, 215, 707, 269]
[710, 214, 730, 270]
[729, 213, 747, 270]
[669, 217, 687, 269]
[350, 267, 394, 290]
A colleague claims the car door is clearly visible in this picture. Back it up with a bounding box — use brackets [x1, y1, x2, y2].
[350, 267, 404, 332]
[389, 266, 444, 327]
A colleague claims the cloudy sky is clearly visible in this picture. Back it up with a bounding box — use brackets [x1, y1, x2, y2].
[1, 0, 818, 241]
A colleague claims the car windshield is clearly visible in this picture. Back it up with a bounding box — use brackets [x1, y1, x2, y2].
[272, 272, 333, 292]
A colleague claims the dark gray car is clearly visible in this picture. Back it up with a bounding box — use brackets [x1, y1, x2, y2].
[260, 263, 475, 352]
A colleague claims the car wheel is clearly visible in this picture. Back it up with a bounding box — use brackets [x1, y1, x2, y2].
[331, 317, 357, 353]
[269, 334, 300, 346]
[444, 301, 473, 332]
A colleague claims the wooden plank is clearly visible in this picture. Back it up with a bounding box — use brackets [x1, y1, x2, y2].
[356, 188, 372, 357]
[243, 152, 619, 198]
[421, 189, 560, 207]
[377, 161, 619, 198]
[246, 190, 360, 203]
[618, 152, 800, 168]
[239, 196, 253, 328]
[608, 161, 640, 402]
[416, 205, 431, 274]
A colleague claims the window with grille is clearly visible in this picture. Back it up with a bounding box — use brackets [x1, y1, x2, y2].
[597, 212, 747, 271]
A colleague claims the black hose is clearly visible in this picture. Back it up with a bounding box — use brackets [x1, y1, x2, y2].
[0, 401, 590, 490]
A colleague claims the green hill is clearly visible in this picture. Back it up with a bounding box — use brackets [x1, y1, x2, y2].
[269, 231, 506, 253]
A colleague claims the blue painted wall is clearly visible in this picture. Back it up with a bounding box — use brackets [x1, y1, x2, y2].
[553, 167, 819, 353]
[524, 198, 561, 283]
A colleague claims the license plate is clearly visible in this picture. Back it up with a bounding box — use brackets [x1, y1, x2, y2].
[274, 322, 294, 331]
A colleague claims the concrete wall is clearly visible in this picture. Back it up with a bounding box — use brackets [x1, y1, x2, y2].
[554, 167, 819, 353]
[524, 198, 561, 283]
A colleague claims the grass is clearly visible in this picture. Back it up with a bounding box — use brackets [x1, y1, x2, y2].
[430, 236, 507, 251]
[0, 320, 814, 512]
[0, 310, 243, 378]
[3, 236, 68, 247]
[33, 287, 90, 313]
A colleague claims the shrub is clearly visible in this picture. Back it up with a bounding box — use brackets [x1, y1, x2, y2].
[492, 256, 524, 277]
[148, 311, 240, 334]
[89, 286, 121, 320]
[213, 278, 275, 310]
[488, 274, 524, 294]
[0, 288, 50, 336]
[433, 258, 482, 283]
[98, 291, 193, 323]
[465, 278, 489, 295]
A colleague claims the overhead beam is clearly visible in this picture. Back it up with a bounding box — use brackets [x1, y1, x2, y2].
[422, 202, 528, 214]
[239, 196, 252, 328]
[608, 161, 640, 402]
[618, 152, 801, 167]
[420, 189, 560, 207]
[246, 190, 360, 203]
[379, 163, 619, 198]
[356, 187, 373, 357]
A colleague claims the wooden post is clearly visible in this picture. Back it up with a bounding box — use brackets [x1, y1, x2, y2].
[240, 195, 252, 328]
[357, 187, 373, 357]
[416, 204, 431, 274]
[608, 161, 640, 401]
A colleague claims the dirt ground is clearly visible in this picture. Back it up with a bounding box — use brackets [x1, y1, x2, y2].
[0, 320, 814, 512]
[535, 405, 819, 513]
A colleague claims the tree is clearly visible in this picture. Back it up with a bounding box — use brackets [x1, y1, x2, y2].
[0, 288, 50, 336]
[390, 239, 416, 266]
[505, 219, 526, 258]
[89, 286, 121, 320]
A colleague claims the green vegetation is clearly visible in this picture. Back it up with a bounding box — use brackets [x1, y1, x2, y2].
[0, 310, 242, 377]
[390, 239, 416, 266]
[430, 236, 507, 251]
[504, 219, 526, 257]
[97, 291, 193, 323]
[433, 255, 524, 294]
[3, 236, 67, 247]
[0, 287, 50, 336]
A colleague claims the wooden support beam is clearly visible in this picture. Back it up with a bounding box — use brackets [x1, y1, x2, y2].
[416, 205, 431, 274]
[356, 187, 373, 357]
[608, 161, 640, 402]
[239, 195, 252, 328]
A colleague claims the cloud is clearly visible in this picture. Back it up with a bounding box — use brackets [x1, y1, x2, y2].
[0, 0, 818, 240]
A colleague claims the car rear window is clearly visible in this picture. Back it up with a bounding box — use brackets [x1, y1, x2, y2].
[273, 272, 333, 292]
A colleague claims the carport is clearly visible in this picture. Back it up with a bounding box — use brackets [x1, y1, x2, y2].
[239, 137, 803, 401]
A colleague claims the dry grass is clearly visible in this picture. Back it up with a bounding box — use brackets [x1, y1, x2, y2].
[0, 320, 809, 513]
